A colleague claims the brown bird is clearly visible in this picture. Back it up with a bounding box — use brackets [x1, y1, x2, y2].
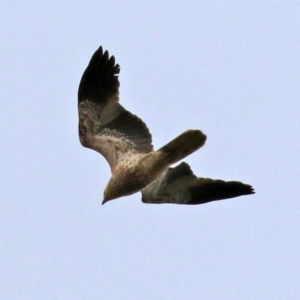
[78, 46, 254, 205]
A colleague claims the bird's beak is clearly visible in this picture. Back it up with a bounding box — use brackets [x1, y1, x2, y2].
[102, 194, 112, 205]
[102, 190, 117, 205]
[102, 191, 109, 205]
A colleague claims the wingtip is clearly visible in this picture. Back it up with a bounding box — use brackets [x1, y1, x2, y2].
[245, 184, 255, 195]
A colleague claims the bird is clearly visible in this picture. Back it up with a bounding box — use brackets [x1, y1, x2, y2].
[78, 46, 254, 205]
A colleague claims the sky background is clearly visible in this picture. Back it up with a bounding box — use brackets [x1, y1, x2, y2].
[1, 1, 299, 299]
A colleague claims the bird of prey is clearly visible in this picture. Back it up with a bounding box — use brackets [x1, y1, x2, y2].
[78, 46, 254, 205]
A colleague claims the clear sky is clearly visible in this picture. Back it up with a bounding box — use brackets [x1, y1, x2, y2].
[1, 1, 299, 299]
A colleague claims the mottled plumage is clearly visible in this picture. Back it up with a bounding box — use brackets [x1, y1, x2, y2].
[78, 46, 254, 205]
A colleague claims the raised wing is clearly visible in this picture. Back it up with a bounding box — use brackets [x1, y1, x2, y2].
[141, 162, 254, 205]
[78, 46, 153, 172]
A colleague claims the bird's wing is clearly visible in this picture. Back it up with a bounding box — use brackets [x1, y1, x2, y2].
[78, 46, 153, 172]
[141, 162, 254, 205]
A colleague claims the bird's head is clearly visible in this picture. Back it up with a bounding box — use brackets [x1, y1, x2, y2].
[102, 174, 144, 205]
[102, 183, 120, 205]
[102, 175, 128, 204]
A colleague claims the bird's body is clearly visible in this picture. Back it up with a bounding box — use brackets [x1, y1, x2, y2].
[78, 46, 254, 205]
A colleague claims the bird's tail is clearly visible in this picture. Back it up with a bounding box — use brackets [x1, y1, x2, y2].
[157, 130, 207, 166]
[139, 130, 206, 182]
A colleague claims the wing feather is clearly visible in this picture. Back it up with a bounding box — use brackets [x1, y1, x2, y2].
[141, 162, 254, 205]
[78, 46, 153, 171]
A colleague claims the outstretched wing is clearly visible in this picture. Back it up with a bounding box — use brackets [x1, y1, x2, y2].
[141, 162, 254, 205]
[78, 46, 153, 172]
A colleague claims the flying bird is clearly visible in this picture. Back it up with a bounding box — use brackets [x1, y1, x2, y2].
[78, 46, 254, 205]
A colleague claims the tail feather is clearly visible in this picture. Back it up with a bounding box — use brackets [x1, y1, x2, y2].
[157, 130, 206, 166]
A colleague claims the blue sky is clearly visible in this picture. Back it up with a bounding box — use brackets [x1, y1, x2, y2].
[1, 1, 299, 299]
